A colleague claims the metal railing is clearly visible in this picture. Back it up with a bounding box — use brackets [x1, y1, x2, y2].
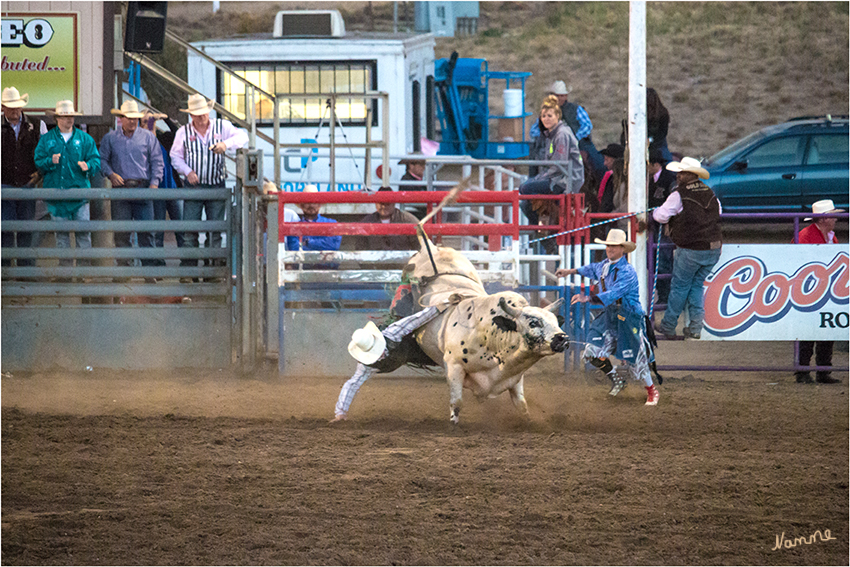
[1, 187, 234, 297]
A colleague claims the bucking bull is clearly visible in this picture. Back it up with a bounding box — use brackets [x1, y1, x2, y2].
[335, 240, 569, 424]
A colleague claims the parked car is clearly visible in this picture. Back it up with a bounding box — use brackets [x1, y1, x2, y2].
[702, 116, 849, 213]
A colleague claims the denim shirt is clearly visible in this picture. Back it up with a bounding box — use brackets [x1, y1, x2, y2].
[576, 255, 645, 316]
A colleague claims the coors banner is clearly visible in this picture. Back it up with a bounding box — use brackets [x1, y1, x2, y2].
[702, 245, 848, 340]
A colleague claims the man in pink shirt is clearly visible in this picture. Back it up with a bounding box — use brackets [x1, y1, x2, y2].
[170, 94, 248, 281]
[794, 199, 843, 384]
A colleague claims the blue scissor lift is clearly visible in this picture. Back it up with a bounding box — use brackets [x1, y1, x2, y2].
[434, 52, 532, 159]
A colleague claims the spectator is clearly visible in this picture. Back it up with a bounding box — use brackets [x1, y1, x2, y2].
[646, 87, 673, 162]
[170, 93, 248, 281]
[34, 100, 100, 276]
[100, 100, 163, 281]
[399, 154, 427, 219]
[794, 199, 842, 384]
[647, 149, 677, 305]
[288, 184, 341, 269]
[597, 143, 625, 214]
[520, 95, 584, 227]
[142, 110, 185, 265]
[652, 157, 722, 340]
[354, 187, 420, 252]
[547, 80, 605, 180]
[621, 87, 674, 162]
[555, 229, 659, 406]
[2, 87, 46, 270]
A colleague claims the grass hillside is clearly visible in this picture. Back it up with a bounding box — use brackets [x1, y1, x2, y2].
[162, 1, 849, 158]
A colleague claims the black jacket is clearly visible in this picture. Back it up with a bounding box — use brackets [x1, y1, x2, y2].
[2, 113, 41, 187]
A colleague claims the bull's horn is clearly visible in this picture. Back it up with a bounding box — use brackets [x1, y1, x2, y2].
[545, 298, 564, 314]
[499, 297, 522, 319]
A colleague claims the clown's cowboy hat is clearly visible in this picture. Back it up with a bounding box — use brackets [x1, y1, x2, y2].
[348, 321, 386, 365]
[665, 156, 710, 180]
[594, 228, 637, 253]
[180, 93, 215, 116]
[1, 87, 28, 108]
[110, 99, 146, 119]
[804, 199, 844, 221]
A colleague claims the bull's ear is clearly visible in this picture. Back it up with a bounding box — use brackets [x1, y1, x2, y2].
[492, 316, 517, 333]
[545, 298, 564, 314]
[557, 315, 565, 327]
[498, 297, 522, 319]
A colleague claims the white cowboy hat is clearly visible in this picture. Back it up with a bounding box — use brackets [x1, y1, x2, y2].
[548, 80, 572, 96]
[110, 99, 146, 118]
[348, 321, 386, 365]
[666, 156, 710, 180]
[594, 228, 637, 253]
[399, 153, 426, 166]
[142, 109, 168, 119]
[180, 93, 215, 115]
[804, 199, 844, 221]
[47, 100, 83, 116]
[302, 184, 319, 193]
[1, 87, 29, 108]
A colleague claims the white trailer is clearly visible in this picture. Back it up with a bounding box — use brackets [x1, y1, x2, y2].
[187, 13, 435, 195]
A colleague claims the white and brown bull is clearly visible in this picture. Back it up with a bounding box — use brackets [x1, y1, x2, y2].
[403, 244, 568, 424]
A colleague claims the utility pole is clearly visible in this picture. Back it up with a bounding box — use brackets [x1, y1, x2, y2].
[628, 1, 648, 307]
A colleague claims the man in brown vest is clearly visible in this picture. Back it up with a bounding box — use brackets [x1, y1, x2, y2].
[651, 157, 722, 340]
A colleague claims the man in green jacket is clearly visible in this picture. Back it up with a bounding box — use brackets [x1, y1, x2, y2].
[34, 100, 100, 270]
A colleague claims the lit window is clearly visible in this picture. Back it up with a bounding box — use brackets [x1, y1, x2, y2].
[219, 61, 377, 126]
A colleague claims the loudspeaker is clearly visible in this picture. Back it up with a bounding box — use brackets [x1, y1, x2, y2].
[124, 1, 168, 54]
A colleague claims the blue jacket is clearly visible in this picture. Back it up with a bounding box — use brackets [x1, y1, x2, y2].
[577, 256, 645, 316]
[286, 214, 342, 252]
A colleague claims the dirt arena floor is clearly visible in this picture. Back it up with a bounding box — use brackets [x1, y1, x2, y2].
[2, 340, 848, 565]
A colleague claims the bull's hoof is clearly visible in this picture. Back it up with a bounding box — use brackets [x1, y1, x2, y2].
[450, 407, 460, 424]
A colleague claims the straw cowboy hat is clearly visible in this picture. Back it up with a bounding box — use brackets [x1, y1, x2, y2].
[110, 99, 146, 119]
[348, 321, 386, 365]
[665, 156, 710, 180]
[548, 80, 572, 95]
[804, 199, 844, 221]
[47, 100, 83, 116]
[594, 228, 637, 253]
[142, 109, 168, 119]
[180, 93, 215, 115]
[399, 152, 426, 166]
[1, 87, 29, 108]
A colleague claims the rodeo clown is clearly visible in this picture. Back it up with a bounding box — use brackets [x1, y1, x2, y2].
[555, 229, 659, 406]
[332, 290, 463, 422]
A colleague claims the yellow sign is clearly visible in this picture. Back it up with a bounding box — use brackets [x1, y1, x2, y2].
[1, 13, 80, 112]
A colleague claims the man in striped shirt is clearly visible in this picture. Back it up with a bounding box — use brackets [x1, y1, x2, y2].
[170, 94, 248, 281]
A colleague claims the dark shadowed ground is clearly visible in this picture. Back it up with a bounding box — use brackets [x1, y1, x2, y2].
[2, 339, 848, 565]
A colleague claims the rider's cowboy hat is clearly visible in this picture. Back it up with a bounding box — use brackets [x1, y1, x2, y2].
[110, 99, 146, 119]
[348, 321, 386, 365]
[804, 199, 844, 221]
[594, 228, 637, 253]
[665, 156, 710, 180]
[180, 93, 215, 116]
[1, 87, 29, 108]
[47, 100, 83, 116]
[548, 80, 572, 95]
